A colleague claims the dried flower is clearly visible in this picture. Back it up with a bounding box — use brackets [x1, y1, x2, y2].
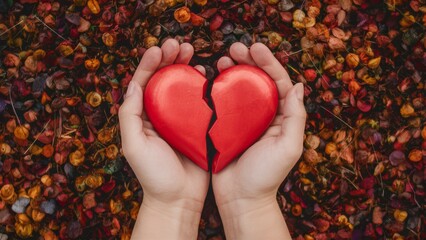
[304, 69, 317, 82]
[400, 103, 414, 117]
[393, 209, 408, 222]
[346, 53, 360, 69]
[367, 57, 381, 69]
[408, 149, 422, 162]
[15, 223, 33, 238]
[105, 144, 119, 160]
[267, 32, 282, 49]
[1, 184, 17, 204]
[174, 7, 191, 23]
[399, 12, 415, 27]
[87, 0, 100, 14]
[86, 91, 102, 107]
[305, 134, 320, 149]
[75, 176, 86, 192]
[42, 144, 54, 158]
[70, 150, 85, 166]
[84, 59, 100, 71]
[291, 204, 302, 216]
[28, 185, 41, 199]
[110, 199, 123, 214]
[143, 35, 159, 48]
[31, 209, 45, 222]
[83, 192, 96, 209]
[122, 187, 132, 200]
[325, 142, 337, 155]
[102, 32, 117, 47]
[97, 127, 115, 144]
[85, 174, 103, 189]
[14, 126, 30, 140]
[298, 161, 312, 174]
[41, 175, 53, 187]
[293, 9, 305, 23]
[0, 143, 12, 155]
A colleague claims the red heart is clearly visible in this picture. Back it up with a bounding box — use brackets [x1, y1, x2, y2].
[144, 65, 213, 171]
[144, 64, 278, 172]
[209, 65, 278, 172]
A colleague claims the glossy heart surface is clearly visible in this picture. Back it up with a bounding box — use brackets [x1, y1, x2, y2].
[144, 64, 213, 171]
[209, 65, 278, 172]
[144, 64, 278, 172]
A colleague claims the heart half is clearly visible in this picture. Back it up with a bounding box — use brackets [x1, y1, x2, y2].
[209, 65, 278, 172]
[143, 64, 278, 172]
[144, 64, 213, 171]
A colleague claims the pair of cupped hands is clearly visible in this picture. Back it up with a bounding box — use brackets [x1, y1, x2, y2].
[119, 39, 306, 240]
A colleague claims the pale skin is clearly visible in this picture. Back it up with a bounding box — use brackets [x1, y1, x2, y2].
[119, 39, 306, 240]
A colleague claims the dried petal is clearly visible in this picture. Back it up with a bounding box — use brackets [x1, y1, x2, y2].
[87, 0, 100, 14]
[367, 57, 381, 69]
[408, 149, 422, 162]
[40, 200, 56, 215]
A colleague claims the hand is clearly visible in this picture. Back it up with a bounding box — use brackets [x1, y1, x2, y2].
[212, 43, 307, 240]
[119, 39, 210, 239]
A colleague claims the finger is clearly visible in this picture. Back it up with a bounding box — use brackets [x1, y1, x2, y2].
[278, 83, 306, 158]
[249, 43, 293, 99]
[132, 47, 162, 88]
[194, 65, 206, 76]
[119, 81, 146, 153]
[217, 56, 235, 72]
[175, 43, 194, 64]
[229, 42, 256, 65]
[158, 39, 180, 68]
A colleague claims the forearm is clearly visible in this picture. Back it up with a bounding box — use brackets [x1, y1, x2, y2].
[131, 196, 202, 240]
[218, 196, 292, 240]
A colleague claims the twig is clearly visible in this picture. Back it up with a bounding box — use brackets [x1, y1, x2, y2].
[0, 20, 24, 38]
[24, 119, 51, 154]
[299, 0, 306, 10]
[319, 105, 353, 130]
[384, 2, 425, 29]
[406, 227, 419, 238]
[407, 176, 421, 208]
[306, 52, 330, 88]
[33, 15, 68, 41]
[8, 87, 21, 126]
[284, 47, 313, 57]
[369, 137, 384, 197]
[327, 167, 359, 190]
[227, 0, 248, 9]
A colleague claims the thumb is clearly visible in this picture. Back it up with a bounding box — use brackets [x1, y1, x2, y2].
[278, 83, 306, 160]
[119, 81, 146, 154]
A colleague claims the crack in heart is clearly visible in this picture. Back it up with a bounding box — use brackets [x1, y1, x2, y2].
[144, 64, 278, 173]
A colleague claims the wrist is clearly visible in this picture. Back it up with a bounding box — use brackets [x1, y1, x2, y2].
[131, 195, 204, 240]
[216, 195, 276, 223]
[217, 196, 292, 240]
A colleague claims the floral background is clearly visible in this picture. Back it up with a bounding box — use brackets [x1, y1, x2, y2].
[0, 0, 425, 239]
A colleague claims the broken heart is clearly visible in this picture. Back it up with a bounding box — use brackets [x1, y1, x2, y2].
[144, 64, 278, 173]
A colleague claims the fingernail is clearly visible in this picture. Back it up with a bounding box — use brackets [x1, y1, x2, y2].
[295, 83, 304, 101]
[125, 81, 135, 98]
